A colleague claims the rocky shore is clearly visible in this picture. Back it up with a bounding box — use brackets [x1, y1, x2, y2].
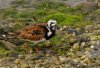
[0, 0, 100, 68]
[0, 24, 100, 68]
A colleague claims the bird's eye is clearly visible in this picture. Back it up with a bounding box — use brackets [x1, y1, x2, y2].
[51, 22, 54, 24]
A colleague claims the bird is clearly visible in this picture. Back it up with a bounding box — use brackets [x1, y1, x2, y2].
[0, 19, 57, 52]
[7, 19, 57, 44]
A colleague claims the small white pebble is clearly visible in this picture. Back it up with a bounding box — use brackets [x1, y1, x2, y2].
[90, 45, 94, 49]
[81, 42, 85, 46]
[2, 35, 6, 37]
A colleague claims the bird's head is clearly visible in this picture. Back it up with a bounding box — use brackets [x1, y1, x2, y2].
[47, 19, 57, 30]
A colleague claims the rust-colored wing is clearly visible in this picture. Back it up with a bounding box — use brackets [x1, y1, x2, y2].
[17, 23, 46, 41]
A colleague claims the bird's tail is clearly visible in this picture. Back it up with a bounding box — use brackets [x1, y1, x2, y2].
[0, 30, 26, 46]
[0, 29, 21, 39]
[0, 32, 15, 39]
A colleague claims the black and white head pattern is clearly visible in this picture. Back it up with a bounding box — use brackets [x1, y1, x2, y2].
[46, 19, 57, 36]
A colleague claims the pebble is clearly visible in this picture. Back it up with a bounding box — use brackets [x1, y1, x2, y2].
[18, 54, 25, 59]
[14, 59, 20, 65]
[14, 66, 18, 68]
[59, 56, 67, 63]
[85, 25, 94, 32]
[69, 38, 77, 44]
[72, 42, 80, 50]
[81, 42, 86, 46]
[90, 40, 97, 45]
[76, 51, 83, 57]
[82, 58, 92, 64]
[90, 45, 95, 49]
[55, 60, 61, 65]
[73, 58, 80, 63]
[51, 56, 58, 63]
[84, 51, 92, 57]
[90, 36, 98, 41]
[25, 54, 40, 60]
[21, 63, 30, 68]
